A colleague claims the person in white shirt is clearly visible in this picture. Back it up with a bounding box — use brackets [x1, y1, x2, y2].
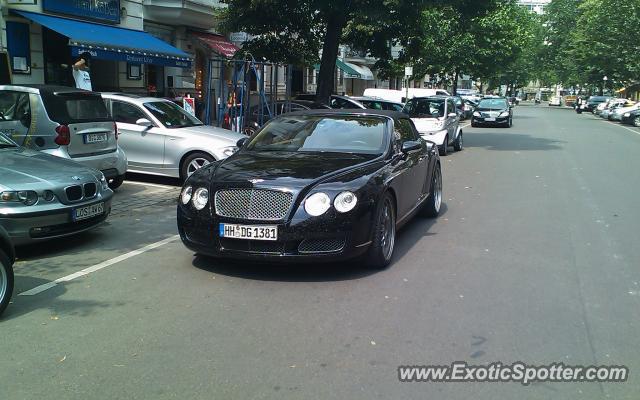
[72, 52, 93, 91]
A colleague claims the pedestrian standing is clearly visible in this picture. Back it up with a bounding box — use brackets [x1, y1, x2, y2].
[72, 52, 93, 91]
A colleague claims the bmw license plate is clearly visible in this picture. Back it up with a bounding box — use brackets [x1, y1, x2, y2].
[219, 223, 277, 241]
[72, 202, 104, 221]
[84, 133, 107, 144]
[485, 117, 496, 122]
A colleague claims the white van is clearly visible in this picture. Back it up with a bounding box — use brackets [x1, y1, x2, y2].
[362, 89, 404, 103]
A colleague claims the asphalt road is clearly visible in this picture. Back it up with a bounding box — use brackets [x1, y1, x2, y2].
[2, 104, 639, 399]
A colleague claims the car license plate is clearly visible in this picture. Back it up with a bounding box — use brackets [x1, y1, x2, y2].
[72, 202, 105, 221]
[84, 133, 107, 144]
[219, 223, 277, 241]
[485, 117, 496, 122]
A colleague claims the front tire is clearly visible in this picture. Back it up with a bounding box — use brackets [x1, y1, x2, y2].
[108, 175, 125, 190]
[180, 152, 215, 180]
[420, 163, 442, 218]
[0, 250, 14, 316]
[364, 193, 396, 270]
[453, 132, 463, 151]
[634, 116, 640, 127]
[438, 135, 449, 156]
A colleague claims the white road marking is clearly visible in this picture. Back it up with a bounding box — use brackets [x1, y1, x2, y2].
[123, 180, 178, 190]
[601, 120, 640, 135]
[19, 235, 180, 296]
[461, 123, 471, 128]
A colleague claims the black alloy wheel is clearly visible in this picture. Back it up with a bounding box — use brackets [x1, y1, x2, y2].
[365, 193, 396, 269]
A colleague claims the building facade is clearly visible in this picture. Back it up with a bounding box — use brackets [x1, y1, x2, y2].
[518, 0, 552, 15]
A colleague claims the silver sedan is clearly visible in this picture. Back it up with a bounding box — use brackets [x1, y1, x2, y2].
[0, 133, 113, 245]
[102, 94, 246, 179]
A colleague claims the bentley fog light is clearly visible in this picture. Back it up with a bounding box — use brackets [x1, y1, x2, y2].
[192, 188, 209, 210]
[334, 191, 357, 213]
[181, 186, 193, 205]
[305, 192, 331, 216]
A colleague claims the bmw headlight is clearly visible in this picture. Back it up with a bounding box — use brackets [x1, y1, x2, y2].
[334, 191, 358, 213]
[304, 192, 331, 216]
[473, 111, 481, 117]
[99, 173, 108, 190]
[181, 186, 193, 205]
[499, 111, 510, 118]
[192, 187, 209, 210]
[0, 190, 38, 206]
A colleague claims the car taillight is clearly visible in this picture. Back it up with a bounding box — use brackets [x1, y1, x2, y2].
[113, 121, 118, 141]
[54, 125, 71, 146]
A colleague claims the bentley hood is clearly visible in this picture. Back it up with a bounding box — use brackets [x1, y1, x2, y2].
[210, 151, 378, 188]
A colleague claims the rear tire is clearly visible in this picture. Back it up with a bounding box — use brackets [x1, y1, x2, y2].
[180, 152, 215, 180]
[420, 164, 442, 218]
[0, 249, 14, 316]
[108, 175, 125, 190]
[453, 132, 463, 151]
[364, 193, 396, 270]
[438, 135, 448, 156]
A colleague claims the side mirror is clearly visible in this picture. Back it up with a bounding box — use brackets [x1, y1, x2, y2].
[136, 118, 153, 127]
[401, 140, 421, 154]
[236, 137, 249, 148]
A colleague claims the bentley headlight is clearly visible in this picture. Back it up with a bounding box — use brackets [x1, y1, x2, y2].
[181, 186, 193, 205]
[624, 113, 630, 117]
[304, 192, 331, 216]
[473, 111, 481, 117]
[192, 187, 209, 210]
[499, 111, 510, 118]
[334, 191, 357, 213]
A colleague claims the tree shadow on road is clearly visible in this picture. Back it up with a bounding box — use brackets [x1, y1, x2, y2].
[1, 276, 123, 322]
[191, 204, 447, 282]
[464, 131, 565, 151]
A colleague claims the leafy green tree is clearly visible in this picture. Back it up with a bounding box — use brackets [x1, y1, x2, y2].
[219, 0, 429, 103]
[570, 0, 640, 92]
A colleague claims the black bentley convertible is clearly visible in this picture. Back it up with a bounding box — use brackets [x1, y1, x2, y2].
[177, 110, 442, 269]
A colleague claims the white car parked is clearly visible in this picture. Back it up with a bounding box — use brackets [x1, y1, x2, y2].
[102, 93, 246, 179]
[403, 96, 462, 156]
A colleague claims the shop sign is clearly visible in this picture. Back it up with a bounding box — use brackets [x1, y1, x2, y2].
[43, 0, 120, 24]
[71, 47, 192, 68]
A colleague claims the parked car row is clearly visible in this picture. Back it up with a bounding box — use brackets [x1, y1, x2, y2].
[575, 95, 640, 127]
[0, 85, 493, 315]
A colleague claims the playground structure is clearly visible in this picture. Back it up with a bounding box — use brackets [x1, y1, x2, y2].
[204, 53, 292, 134]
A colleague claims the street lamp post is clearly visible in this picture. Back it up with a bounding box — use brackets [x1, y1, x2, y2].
[603, 76, 608, 96]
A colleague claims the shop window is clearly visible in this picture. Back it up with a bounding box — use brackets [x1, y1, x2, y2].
[6, 22, 31, 74]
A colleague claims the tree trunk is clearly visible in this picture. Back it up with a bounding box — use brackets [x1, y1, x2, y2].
[316, 16, 346, 104]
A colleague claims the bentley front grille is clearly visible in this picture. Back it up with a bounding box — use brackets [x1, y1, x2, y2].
[215, 189, 293, 220]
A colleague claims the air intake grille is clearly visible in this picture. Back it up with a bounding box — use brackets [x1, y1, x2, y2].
[65, 185, 83, 202]
[298, 237, 346, 254]
[215, 189, 293, 220]
[84, 182, 97, 198]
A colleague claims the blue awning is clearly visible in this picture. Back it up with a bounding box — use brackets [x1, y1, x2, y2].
[14, 10, 192, 68]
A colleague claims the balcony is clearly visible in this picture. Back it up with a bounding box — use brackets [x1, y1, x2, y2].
[143, 0, 224, 29]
